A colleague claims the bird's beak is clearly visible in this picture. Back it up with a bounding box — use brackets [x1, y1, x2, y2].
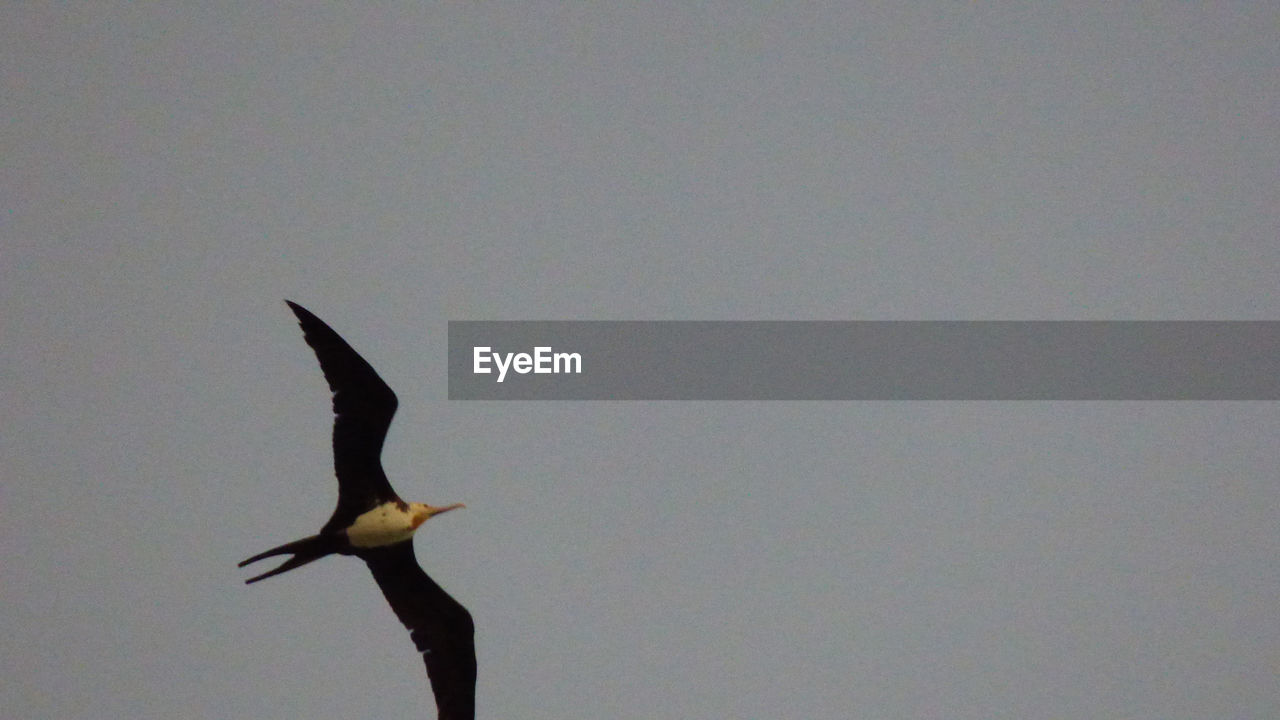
[430, 502, 466, 517]
[413, 503, 465, 529]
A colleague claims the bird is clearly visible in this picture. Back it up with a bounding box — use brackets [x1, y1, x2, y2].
[240, 300, 475, 720]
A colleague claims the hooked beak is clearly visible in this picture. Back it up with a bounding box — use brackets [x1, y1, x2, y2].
[412, 502, 465, 529]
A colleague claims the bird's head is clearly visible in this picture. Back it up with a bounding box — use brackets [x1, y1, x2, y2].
[410, 502, 465, 530]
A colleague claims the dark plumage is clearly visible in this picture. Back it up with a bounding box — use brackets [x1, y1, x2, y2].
[240, 300, 474, 720]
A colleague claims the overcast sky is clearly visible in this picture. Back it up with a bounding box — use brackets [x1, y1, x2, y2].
[4, 3, 1278, 719]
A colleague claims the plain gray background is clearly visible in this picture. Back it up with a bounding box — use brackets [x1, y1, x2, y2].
[4, 4, 1277, 719]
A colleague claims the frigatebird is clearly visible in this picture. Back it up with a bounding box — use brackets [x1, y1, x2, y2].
[240, 301, 475, 720]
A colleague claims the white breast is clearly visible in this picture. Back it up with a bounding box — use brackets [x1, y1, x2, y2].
[346, 502, 419, 548]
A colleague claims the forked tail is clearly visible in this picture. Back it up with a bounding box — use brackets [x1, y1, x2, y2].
[239, 534, 340, 584]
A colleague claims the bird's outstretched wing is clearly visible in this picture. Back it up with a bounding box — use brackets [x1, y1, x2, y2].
[285, 300, 401, 530]
[363, 542, 477, 720]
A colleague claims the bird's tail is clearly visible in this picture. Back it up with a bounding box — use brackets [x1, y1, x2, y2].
[238, 534, 340, 584]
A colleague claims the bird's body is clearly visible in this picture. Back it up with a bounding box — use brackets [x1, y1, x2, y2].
[347, 500, 438, 548]
[240, 301, 474, 720]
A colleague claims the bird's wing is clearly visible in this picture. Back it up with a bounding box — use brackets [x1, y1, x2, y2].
[363, 542, 477, 720]
[285, 301, 401, 529]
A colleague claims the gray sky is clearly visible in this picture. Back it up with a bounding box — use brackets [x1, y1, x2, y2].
[3, 3, 1277, 719]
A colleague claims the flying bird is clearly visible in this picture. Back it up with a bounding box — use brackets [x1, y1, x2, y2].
[240, 300, 475, 720]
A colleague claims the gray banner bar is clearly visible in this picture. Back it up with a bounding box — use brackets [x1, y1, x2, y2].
[447, 322, 1280, 400]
